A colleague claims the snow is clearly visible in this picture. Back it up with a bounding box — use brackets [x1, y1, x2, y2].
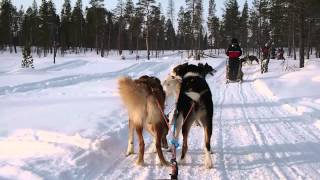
[0, 51, 320, 179]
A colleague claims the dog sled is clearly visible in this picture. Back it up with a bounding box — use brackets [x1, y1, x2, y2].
[226, 58, 243, 83]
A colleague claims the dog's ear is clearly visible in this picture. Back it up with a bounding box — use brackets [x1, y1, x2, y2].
[205, 63, 212, 69]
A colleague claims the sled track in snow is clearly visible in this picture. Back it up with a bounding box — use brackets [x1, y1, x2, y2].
[0, 61, 170, 96]
[211, 64, 320, 179]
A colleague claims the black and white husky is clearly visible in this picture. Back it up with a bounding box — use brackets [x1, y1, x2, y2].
[163, 63, 215, 169]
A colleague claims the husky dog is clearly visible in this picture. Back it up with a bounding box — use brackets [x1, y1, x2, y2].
[163, 63, 214, 169]
[163, 63, 215, 100]
[240, 55, 259, 65]
[118, 75, 169, 166]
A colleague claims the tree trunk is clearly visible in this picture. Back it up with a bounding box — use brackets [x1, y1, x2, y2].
[306, 20, 311, 59]
[288, 2, 292, 57]
[118, 23, 122, 56]
[299, 0, 305, 68]
[146, 27, 150, 60]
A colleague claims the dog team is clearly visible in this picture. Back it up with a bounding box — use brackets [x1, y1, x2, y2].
[118, 61, 216, 169]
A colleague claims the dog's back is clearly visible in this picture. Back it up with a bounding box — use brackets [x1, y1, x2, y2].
[118, 76, 164, 126]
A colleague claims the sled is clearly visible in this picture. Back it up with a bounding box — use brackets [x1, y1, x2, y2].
[226, 58, 243, 83]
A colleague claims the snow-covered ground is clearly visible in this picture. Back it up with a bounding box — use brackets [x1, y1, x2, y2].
[0, 51, 320, 179]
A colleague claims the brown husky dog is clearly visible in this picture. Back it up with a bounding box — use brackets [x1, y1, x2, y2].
[118, 75, 169, 166]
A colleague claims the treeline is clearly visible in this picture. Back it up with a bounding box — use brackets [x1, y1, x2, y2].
[0, 0, 319, 63]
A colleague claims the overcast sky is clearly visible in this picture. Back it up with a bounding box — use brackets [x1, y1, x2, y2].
[12, 0, 252, 18]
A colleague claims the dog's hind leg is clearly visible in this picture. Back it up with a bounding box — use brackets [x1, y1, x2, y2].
[162, 135, 169, 149]
[126, 119, 134, 156]
[203, 121, 213, 169]
[156, 124, 169, 166]
[180, 117, 194, 163]
[136, 126, 144, 166]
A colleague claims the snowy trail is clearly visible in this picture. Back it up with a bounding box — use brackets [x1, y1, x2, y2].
[0, 61, 170, 96]
[210, 64, 320, 180]
[98, 61, 320, 179]
[1, 56, 320, 180]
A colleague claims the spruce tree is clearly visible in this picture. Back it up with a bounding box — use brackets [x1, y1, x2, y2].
[87, 0, 107, 56]
[207, 0, 219, 51]
[167, 0, 174, 23]
[22, 44, 34, 68]
[124, 0, 135, 53]
[114, 0, 125, 55]
[165, 19, 176, 50]
[240, 0, 249, 54]
[39, 0, 50, 55]
[71, 0, 85, 53]
[60, 0, 72, 53]
[223, 0, 240, 41]
[0, 0, 16, 51]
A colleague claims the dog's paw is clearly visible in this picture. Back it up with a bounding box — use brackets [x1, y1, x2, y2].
[205, 160, 213, 169]
[135, 159, 144, 166]
[179, 158, 186, 164]
[205, 153, 213, 169]
[126, 144, 134, 156]
[126, 150, 134, 156]
[160, 161, 170, 166]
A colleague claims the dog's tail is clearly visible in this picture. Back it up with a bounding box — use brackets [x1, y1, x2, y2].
[118, 77, 147, 123]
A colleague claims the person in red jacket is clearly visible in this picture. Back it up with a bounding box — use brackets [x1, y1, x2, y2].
[226, 38, 242, 82]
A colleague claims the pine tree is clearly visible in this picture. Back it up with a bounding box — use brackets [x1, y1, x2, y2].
[298, 0, 305, 68]
[30, 0, 40, 53]
[177, 7, 185, 50]
[39, 0, 50, 55]
[71, 0, 85, 53]
[22, 44, 34, 68]
[149, 3, 161, 56]
[129, 8, 141, 54]
[114, 0, 125, 55]
[0, 0, 16, 51]
[183, 9, 193, 51]
[270, 0, 286, 48]
[223, 0, 240, 42]
[86, 0, 107, 56]
[194, 0, 203, 59]
[240, 0, 249, 54]
[12, 5, 23, 53]
[136, 0, 156, 60]
[165, 19, 176, 50]
[124, 0, 135, 53]
[60, 0, 72, 53]
[207, 0, 219, 51]
[251, 0, 271, 57]
[185, 0, 203, 59]
[167, 0, 174, 23]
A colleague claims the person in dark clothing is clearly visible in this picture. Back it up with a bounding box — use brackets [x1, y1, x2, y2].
[277, 48, 285, 60]
[261, 42, 271, 73]
[271, 47, 276, 59]
[226, 38, 243, 81]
